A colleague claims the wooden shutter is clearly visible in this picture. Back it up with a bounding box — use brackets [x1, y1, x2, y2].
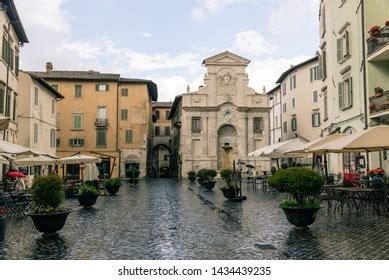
[338, 82, 344, 109]
[2, 36, 6, 60]
[95, 84, 99, 91]
[323, 51, 327, 79]
[69, 139, 73, 147]
[337, 38, 342, 62]
[310, 68, 313, 82]
[106, 84, 110, 91]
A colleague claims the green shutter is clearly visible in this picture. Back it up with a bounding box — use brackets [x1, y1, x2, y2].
[345, 31, 350, 56]
[310, 68, 313, 82]
[349, 77, 353, 107]
[12, 95, 16, 121]
[338, 82, 343, 109]
[106, 84, 110, 91]
[15, 56, 19, 76]
[125, 130, 133, 143]
[337, 38, 342, 62]
[95, 84, 99, 91]
[2, 36, 6, 60]
[0, 85, 4, 114]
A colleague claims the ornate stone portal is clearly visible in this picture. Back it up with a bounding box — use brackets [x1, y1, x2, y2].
[170, 51, 271, 177]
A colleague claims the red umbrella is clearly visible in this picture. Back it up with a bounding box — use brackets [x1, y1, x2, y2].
[6, 171, 27, 178]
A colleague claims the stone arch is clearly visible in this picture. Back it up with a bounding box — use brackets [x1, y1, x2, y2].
[343, 126, 357, 135]
[217, 124, 238, 170]
[152, 144, 171, 178]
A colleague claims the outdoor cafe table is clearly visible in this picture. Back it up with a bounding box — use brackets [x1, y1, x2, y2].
[334, 187, 375, 216]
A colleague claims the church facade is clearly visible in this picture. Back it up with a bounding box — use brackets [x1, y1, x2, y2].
[169, 51, 270, 177]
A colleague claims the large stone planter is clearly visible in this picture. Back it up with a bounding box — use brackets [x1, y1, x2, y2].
[105, 185, 120, 195]
[0, 217, 6, 242]
[188, 176, 196, 182]
[201, 181, 216, 190]
[29, 210, 72, 235]
[128, 178, 139, 185]
[221, 188, 238, 199]
[281, 207, 321, 229]
[77, 194, 99, 207]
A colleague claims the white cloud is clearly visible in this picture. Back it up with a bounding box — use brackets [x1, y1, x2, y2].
[234, 30, 277, 56]
[268, 0, 318, 34]
[191, 0, 255, 20]
[139, 32, 152, 38]
[247, 55, 311, 93]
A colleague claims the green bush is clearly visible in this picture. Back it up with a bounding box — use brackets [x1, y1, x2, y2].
[268, 167, 323, 206]
[188, 171, 196, 177]
[105, 178, 121, 188]
[220, 169, 238, 189]
[32, 175, 65, 212]
[78, 184, 99, 196]
[197, 169, 217, 182]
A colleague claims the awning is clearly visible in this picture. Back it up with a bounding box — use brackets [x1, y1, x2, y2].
[285, 134, 345, 155]
[0, 117, 10, 130]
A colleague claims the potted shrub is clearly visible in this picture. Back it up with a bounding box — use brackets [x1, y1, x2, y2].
[29, 175, 72, 235]
[0, 206, 6, 242]
[188, 171, 196, 182]
[268, 168, 323, 229]
[64, 181, 77, 199]
[220, 169, 239, 199]
[77, 183, 99, 207]
[197, 169, 217, 190]
[104, 178, 121, 195]
[281, 162, 289, 169]
[126, 168, 140, 185]
[271, 166, 277, 175]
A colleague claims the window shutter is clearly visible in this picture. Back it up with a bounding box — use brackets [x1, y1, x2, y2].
[337, 38, 342, 62]
[338, 82, 343, 109]
[345, 31, 350, 56]
[106, 84, 110, 91]
[15, 56, 19, 76]
[323, 51, 327, 79]
[349, 77, 353, 107]
[95, 84, 99, 91]
[310, 68, 313, 82]
[80, 139, 85, 146]
[290, 78, 292, 91]
[69, 139, 73, 147]
[2, 36, 6, 60]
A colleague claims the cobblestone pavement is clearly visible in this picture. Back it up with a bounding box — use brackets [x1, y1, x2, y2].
[1, 179, 388, 259]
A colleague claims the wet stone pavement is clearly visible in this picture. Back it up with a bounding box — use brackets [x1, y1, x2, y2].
[1, 178, 389, 260]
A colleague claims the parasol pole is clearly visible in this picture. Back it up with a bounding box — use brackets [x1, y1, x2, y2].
[324, 152, 329, 183]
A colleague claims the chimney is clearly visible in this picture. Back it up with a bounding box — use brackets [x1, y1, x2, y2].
[263, 86, 266, 94]
[46, 62, 53, 73]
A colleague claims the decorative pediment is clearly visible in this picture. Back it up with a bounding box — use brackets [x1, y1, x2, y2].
[202, 51, 250, 66]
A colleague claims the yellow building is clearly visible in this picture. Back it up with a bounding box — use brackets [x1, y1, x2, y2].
[30, 64, 157, 179]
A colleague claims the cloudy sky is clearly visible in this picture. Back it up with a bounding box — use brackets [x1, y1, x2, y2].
[15, 0, 320, 101]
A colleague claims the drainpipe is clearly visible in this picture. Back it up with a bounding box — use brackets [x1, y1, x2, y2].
[361, 0, 368, 130]
[116, 83, 121, 178]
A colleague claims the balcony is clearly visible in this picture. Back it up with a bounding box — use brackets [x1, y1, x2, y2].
[369, 90, 389, 120]
[367, 26, 389, 61]
[95, 118, 109, 129]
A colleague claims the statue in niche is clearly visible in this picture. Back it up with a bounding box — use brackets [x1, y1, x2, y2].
[217, 71, 237, 96]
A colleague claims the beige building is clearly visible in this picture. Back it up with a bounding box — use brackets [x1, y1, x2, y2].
[169, 51, 270, 177]
[17, 71, 64, 157]
[319, 0, 389, 174]
[267, 85, 282, 145]
[31, 65, 158, 179]
[152, 101, 172, 178]
[0, 0, 28, 144]
[272, 56, 322, 143]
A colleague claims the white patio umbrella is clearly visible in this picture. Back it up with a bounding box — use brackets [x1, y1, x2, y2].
[284, 133, 346, 155]
[249, 138, 308, 158]
[0, 140, 35, 155]
[83, 163, 100, 181]
[58, 154, 102, 164]
[307, 126, 389, 153]
[0, 155, 8, 164]
[13, 155, 57, 167]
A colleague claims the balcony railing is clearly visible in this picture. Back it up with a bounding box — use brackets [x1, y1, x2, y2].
[367, 26, 389, 56]
[95, 118, 109, 128]
[369, 90, 389, 116]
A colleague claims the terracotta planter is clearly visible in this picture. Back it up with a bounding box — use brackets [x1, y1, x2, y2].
[281, 207, 321, 229]
[29, 210, 72, 235]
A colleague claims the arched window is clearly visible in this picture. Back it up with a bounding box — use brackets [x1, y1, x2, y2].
[155, 110, 160, 120]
